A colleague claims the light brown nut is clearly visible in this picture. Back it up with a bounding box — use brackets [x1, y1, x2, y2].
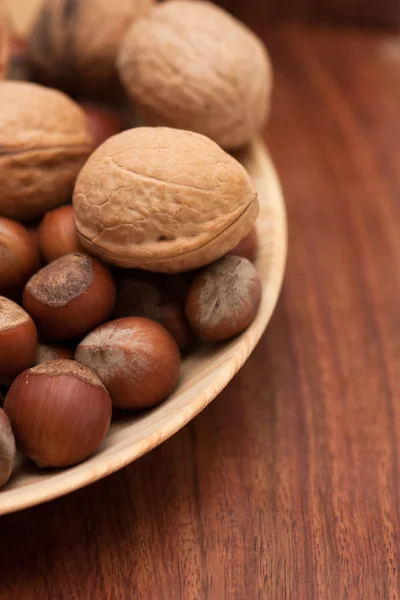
[0, 16, 9, 80]
[73, 127, 259, 273]
[117, 0, 272, 150]
[28, 0, 153, 96]
[0, 81, 93, 221]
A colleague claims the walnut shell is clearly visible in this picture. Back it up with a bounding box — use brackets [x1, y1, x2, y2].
[0, 16, 9, 79]
[117, 0, 272, 150]
[0, 81, 93, 221]
[28, 0, 153, 96]
[73, 127, 259, 273]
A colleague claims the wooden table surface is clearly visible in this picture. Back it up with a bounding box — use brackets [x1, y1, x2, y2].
[2, 24, 400, 599]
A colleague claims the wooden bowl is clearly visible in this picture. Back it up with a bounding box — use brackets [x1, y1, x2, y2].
[0, 140, 287, 515]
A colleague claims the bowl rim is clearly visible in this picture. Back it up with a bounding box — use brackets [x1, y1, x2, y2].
[0, 138, 287, 515]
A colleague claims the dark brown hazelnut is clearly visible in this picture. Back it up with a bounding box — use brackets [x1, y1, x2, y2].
[0, 217, 40, 296]
[0, 297, 38, 385]
[185, 255, 262, 341]
[39, 205, 82, 263]
[81, 103, 125, 149]
[35, 343, 75, 365]
[113, 271, 193, 349]
[0, 408, 16, 488]
[4, 360, 112, 467]
[28, 0, 153, 96]
[155, 303, 195, 351]
[23, 253, 116, 340]
[76, 317, 181, 410]
[7, 35, 28, 81]
[0, 15, 9, 80]
[227, 226, 258, 262]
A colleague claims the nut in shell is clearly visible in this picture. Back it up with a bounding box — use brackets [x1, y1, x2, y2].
[0, 81, 93, 221]
[73, 127, 259, 273]
[28, 0, 153, 96]
[118, 0, 272, 149]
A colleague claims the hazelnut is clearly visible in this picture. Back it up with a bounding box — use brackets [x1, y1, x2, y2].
[113, 271, 193, 349]
[118, 0, 272, 149]
[81, 103, 125, 150]
[0, 81, 93, 221]
[23, 253, 116, 340]
[35, 343, 75, 365]
[0, 408, 16, 488]
[0, 297, 38, 385]
[0, 217, 40, 295]
[227, 226, 258, 263]
[8, 35, 28, 81]
[154, 303, 194, 351]
[73, 127, 259, 272]
[185, 255, 262, 341]
[76, 317, 181, 410]
[39, 205, 82, 263]
[4, 360, 112, 467]
[28, 0, 153, 96]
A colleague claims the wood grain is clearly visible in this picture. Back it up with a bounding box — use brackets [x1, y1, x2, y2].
[1, 22, 400, 600]
[0, 141, 286, 514]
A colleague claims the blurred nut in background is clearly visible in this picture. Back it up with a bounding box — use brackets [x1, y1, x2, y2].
[0, 297, 37, 385]
[0, 16, 9, 79]
[80, 103, 126, 150]
[28, 0, 153, 96]
[73, 127, 259, 272]
[35, 343, 75, 365]
[23, 253, 116, 340]
[7, 35, 28, 81]
[76, 317, 181, 410]
[0, 217, 40, 296]
[0, 82, 93, 221]
[118, 0, 272, 149]
[227, 226, 258, 263]
[39, 205, 82, 263]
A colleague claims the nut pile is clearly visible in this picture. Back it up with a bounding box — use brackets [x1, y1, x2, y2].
[0, 0, 270, 487]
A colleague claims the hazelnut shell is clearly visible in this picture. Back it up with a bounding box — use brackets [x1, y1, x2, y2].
[0, 297, 38, 385]
[23, 253, 116, 340]
[75, 317, 181, 410]
[185, 255, 262, 341]
[4, 360, 112, 467]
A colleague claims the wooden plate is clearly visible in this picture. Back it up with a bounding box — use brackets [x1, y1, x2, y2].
[0, 140, 287, 515]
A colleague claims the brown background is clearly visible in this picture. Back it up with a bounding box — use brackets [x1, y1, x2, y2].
[220, 0, 400, 29]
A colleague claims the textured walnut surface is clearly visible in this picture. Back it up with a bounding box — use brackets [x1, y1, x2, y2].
[28, 0, 153, 95]
[0, 81, 93, 221]
[73, 127, 259, 272]
[118, 0, 272, 149]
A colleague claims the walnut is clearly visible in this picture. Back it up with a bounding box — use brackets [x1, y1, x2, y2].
[28, 0, 153, 96]
[117, 0, 272, 150]
[73, 126, 259, 273]
[0, 81, 93, 221]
